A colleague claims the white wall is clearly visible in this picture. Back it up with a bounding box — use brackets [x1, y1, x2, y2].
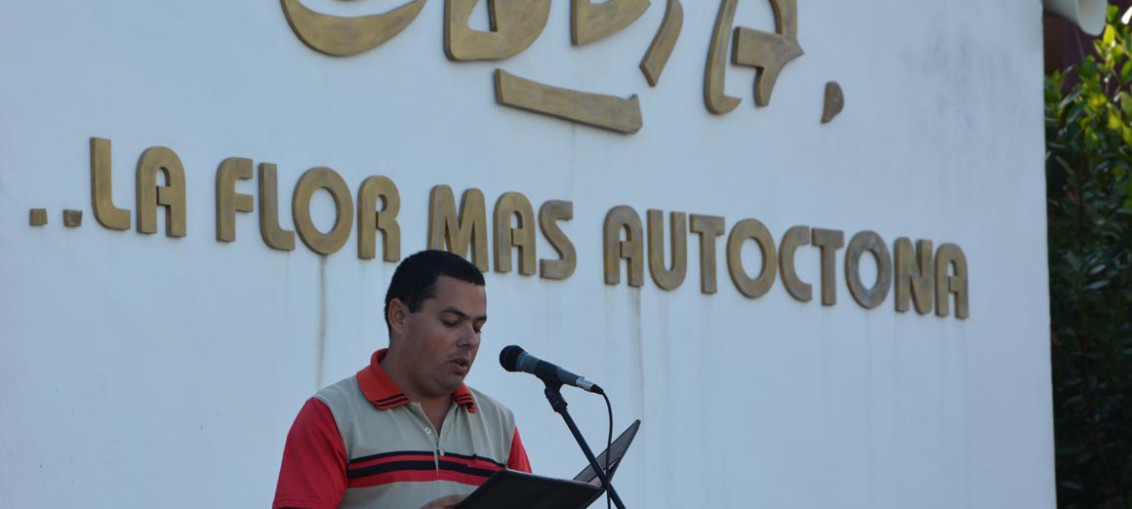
[0, 1, 1051, 508]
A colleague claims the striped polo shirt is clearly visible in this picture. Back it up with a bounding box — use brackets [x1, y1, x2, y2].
[273, 349, 531, 509]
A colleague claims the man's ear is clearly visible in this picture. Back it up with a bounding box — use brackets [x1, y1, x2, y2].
[387, 298, 409, 337]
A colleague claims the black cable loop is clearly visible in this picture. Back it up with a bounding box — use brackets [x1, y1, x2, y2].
[602, 391, 613, 509]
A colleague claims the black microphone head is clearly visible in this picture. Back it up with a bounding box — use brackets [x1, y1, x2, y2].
[499, 345, 525, 372]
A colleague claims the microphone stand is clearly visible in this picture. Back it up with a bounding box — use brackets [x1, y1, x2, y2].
[542, 380, 627, 509]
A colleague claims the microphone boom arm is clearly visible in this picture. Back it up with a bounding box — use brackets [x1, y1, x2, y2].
[541, 380, 627, 509]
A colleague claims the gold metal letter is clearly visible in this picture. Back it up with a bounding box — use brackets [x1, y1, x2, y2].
[646, 210, 687, 291]
[811, 228, 844, 306]
[258, 163, 296, 252]
[216, 158, 255, 243]
[731, 0, 803, 106]
[640, 0, 683, 87]
[292, 167, 354, 256]
[705, 0, 741, 114]
[358, 176, 401, 262]
[935, 243, 969, 319]
[539, 200, 576, 281]
[726, 219, 776, 299]
[428, 185, 490, 272]
[779, 225, 812, 302]
[894, 238, 933, 314]
[280, 0, 426, 57]
[689, 214, 725, 294]
[493, 192, 537, 275]
[845, 231, 892, 310]
[90, 137, 130, 231]
[445, 0, 551, 61]
[604, 206, 644, 287]
[136, 147, 187, 237]
[572, 0, 650, 46]
[495, 70, 643, 134]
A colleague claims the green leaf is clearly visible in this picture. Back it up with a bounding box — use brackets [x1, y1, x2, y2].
[1118, 92, 1132, 115]
[1085, 280, 1110, 291]
[1109, 112, 1123, 131]
[1065, 252, 1084, 271]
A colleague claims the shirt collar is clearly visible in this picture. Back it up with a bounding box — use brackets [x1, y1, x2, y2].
[356, 348, 477, 413]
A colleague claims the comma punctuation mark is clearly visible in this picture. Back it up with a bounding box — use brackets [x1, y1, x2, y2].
[822, 81, 844, 124]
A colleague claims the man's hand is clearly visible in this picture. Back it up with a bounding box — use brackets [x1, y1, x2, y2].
[419, 494, 466, 509]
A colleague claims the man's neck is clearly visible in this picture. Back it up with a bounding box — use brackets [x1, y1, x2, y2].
[380, 352, 452, 433]
[418, 399, 452, 435]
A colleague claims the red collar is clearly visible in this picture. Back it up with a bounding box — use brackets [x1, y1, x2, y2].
[356, 348, 476, 413]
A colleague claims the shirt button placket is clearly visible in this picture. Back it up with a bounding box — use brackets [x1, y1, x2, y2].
[422, 426, 440, 474]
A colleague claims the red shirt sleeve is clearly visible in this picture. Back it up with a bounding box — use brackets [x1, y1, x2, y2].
[273, 398, 347, 509]
[507, 426, 532, 473]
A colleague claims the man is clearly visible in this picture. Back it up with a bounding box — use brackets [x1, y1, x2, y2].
[273, 250, 531, 509]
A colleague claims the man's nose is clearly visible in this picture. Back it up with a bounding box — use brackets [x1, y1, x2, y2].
[457, 325, 479, 346]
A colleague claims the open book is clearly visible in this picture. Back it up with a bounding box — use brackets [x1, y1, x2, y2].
[455, 420, 641, 509]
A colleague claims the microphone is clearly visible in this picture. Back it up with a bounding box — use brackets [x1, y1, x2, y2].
[499, 345, 604, 395]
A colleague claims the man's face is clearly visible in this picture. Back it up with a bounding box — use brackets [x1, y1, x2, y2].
[395, 276, 487, 399]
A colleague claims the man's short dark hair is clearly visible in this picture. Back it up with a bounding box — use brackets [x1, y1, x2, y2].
[384, 250, 486, 331]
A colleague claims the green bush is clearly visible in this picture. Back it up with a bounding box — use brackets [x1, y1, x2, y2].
[1045, 6, 1132, 509]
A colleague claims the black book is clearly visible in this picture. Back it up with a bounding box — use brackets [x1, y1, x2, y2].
[456, 420, 641, 509]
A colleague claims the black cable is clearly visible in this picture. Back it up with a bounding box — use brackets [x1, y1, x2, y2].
[602, 391, 613, 509]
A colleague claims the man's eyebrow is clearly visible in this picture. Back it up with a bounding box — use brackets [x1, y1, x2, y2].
[438, 307, 488, 322]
